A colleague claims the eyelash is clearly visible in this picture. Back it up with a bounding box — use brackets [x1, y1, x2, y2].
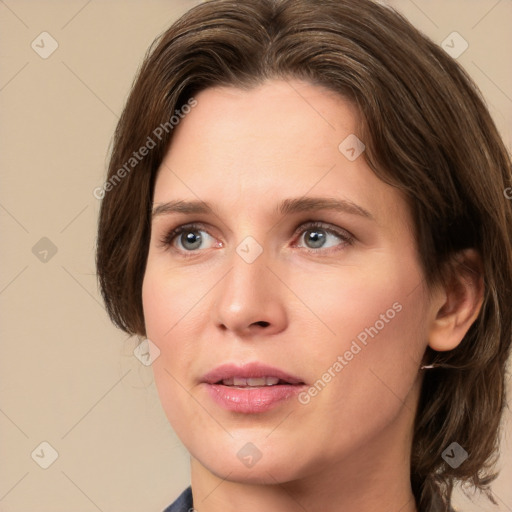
[159, 221, 354, 258]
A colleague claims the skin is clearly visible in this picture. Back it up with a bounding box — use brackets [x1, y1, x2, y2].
[142, 80, 483, 512]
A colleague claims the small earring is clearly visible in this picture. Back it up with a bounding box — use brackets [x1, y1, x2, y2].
[420, 364, 436, 370]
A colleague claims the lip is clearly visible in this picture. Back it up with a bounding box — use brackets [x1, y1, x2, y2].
[201, 362, 305, 385]
[201, 362, 307, 414]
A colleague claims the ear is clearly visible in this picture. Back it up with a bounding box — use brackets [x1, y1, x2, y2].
[428, 249, 484, 352]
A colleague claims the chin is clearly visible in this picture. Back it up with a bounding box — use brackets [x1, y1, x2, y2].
[193, 443, 310, 484]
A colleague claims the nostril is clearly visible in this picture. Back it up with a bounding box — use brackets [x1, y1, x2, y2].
[254, 321, 270, 327]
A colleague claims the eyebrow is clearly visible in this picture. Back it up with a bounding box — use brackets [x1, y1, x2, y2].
[152, 197, 374, 220]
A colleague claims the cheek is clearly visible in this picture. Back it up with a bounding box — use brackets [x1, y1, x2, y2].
[142, 263, 203, 340]
[142, 271, 171, 336]
[288, 258, 428, 427]
[284, 257, 426, 358]
[142, 267, 188, 389]
[142, 267, 199, 430]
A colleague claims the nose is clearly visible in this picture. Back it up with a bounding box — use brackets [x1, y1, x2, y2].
[211, 248, 288, 337]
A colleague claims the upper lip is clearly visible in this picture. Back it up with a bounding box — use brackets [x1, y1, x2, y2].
[202, 362, 305, 385]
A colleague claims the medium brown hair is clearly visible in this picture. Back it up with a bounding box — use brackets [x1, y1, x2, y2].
[96, 0, 512, 510]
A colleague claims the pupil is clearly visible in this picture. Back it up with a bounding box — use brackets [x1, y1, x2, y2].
[307, 229, 325, 248]
[182, 230, 202, 250]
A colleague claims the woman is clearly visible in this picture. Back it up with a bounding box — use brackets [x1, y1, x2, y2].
[96, 0, 512, 511]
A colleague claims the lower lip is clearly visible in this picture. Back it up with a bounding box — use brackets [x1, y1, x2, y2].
[204, 383, 306, 413]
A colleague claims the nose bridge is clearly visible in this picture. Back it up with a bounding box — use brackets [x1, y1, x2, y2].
[221, 244, 270, 313]
[211, 240, 287, 334]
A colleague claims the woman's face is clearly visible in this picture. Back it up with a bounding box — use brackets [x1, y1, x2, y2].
[142, 80, 433, 484]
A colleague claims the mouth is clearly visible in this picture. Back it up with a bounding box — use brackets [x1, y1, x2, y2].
[215, 376, 304, 388]
[201, 362, 306, 386]
[201, 363, 307, 413]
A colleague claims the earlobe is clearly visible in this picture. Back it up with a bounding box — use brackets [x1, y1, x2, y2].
[428, 249, 484, 352]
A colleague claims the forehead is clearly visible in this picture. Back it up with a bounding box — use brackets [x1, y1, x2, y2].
[153, 79, 409, 233]
[165, 79, 359, 164]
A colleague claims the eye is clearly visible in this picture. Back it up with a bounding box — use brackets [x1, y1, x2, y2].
[160, 223, 220, 254]
[293, 221, 353, 253]
[160, 220, 354, 257]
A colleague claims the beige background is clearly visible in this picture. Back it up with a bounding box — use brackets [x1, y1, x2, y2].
[1, 1, 511, 510]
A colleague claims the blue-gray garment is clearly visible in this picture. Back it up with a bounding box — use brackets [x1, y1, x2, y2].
[162, 486, 193, 512]
[162, 486, 457, 511]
